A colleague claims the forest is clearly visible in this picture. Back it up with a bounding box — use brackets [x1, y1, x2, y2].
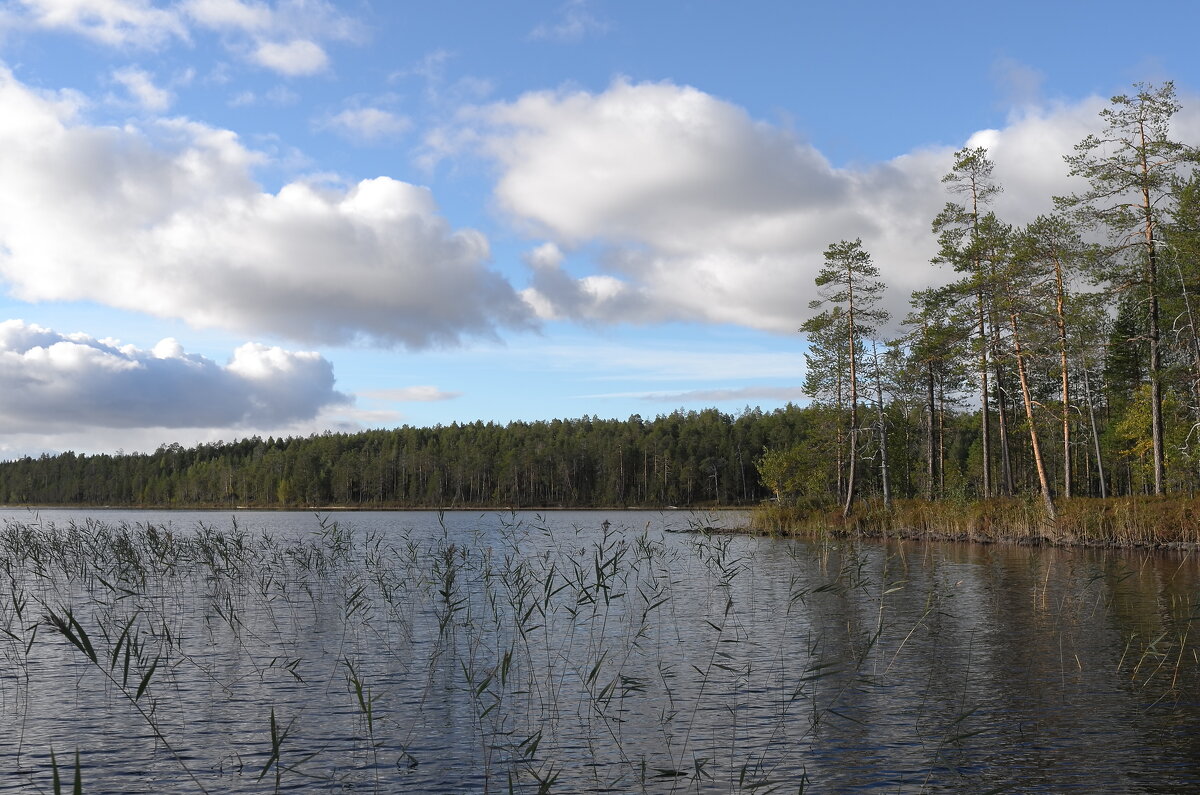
[3, 82, 1200, 527]
[0, 409, 800, 508]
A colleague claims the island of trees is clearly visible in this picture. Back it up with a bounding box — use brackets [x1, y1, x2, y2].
[2, 82, 1200, 546]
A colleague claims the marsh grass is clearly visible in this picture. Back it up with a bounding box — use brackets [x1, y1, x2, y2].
[752, 495, 1200, 547]
[0, 512, 1196, 792]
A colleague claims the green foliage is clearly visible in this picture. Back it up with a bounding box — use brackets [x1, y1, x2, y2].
[0, 408, 810, 509]
[755, 441, 834, 503]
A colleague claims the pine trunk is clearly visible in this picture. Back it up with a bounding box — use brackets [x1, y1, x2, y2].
[1011, 312, 1057, 524]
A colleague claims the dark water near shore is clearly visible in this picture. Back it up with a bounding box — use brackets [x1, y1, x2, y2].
[0, 508, 1197, 793]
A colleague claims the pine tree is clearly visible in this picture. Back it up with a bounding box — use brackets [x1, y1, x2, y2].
[801, 239, 889, 516]
[1057, 81, 1196, 494]
[1013, 214, 1092, 498]
[933, 146, 1003, 497]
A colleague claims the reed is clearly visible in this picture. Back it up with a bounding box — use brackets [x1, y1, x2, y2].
[49, 748, 82, 795]
[751, 495, 1200, 548]
[0, 512, 1195, 792]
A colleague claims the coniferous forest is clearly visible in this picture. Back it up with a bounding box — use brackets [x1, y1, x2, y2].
[0, 410, 796, 508]
[5, 82, 1200, 529]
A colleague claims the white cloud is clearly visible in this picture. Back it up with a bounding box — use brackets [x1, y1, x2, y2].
[182, 0, 361, 76]
[182, 0, 359, 39]
[529, 0, 609, 42]
[524, 241, 564, 269]
[319, 107, 411, 142]
[14, 1, 360, 75]
[17, 0, 187, 47]
[0, 66, 534, 348]
[251, 37, 327, 75]
[361, 386, 462, 402]
[111, 65, 172, 111]
[181, 0, 271, 30]
[466, 79, 1175, 333]
[525, 340, 809, 382]
[579, 386, 807, 403]
[520, 241, 639, 322]
[0, 319, 346, 431]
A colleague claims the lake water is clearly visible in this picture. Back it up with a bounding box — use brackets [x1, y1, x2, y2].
[0, 508, 1197, 793]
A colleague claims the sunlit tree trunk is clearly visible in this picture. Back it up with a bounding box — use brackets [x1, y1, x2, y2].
[871, 340, 892, 509]
[1052, 256, 1072, 498]
[1010, 312, 1057, 523]
[926, 361, 937, 500]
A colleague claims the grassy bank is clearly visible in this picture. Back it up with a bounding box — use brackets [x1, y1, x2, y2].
[750, 496, 1200, 549]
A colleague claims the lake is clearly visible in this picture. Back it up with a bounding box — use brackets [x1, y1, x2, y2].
[1, 508, 1197, 793]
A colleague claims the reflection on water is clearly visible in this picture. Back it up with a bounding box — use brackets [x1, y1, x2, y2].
[0, 508, 1197, 793]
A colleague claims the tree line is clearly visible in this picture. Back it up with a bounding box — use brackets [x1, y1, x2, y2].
[763, 81, 1200, 517]
[0, 409, 809, 508]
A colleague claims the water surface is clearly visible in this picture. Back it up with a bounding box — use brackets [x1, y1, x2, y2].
[0, 509, 1196, 793]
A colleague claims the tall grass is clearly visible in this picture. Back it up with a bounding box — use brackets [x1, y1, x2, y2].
[752, 495, 1200, 547]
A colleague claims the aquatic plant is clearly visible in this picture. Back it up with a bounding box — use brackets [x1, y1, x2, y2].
[0, 512, 1196, 792]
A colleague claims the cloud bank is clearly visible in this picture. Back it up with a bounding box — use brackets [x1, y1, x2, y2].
[0, 66, 534, 348]
[0, 319, 346, 432]
[470, 79, 1181, 332]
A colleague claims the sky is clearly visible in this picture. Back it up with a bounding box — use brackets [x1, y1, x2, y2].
[0, 0, 1198, 458]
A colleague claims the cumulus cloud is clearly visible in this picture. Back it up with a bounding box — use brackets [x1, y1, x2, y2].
[0, 319, 347, 432]
[319, 107, 411, 142]
[468, 79, 1196, 333]
[251, 37, 327, 75]
[0, 66, 534, 348]
[518, 241, 652, 322]
[16, 0, 187, 47]
[475, 79, 931, 330]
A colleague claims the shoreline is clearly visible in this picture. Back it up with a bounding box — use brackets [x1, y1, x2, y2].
[743, 496, 1200, 553]
[717, 521, 1200, 553]
[0, 504, 747, 513]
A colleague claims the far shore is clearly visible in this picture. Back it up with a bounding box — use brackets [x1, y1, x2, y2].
[0, 503, 748, 513]
[8, 498, 1200, 553]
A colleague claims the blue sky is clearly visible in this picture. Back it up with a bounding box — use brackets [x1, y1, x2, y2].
[0, 0, 1197, 457]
